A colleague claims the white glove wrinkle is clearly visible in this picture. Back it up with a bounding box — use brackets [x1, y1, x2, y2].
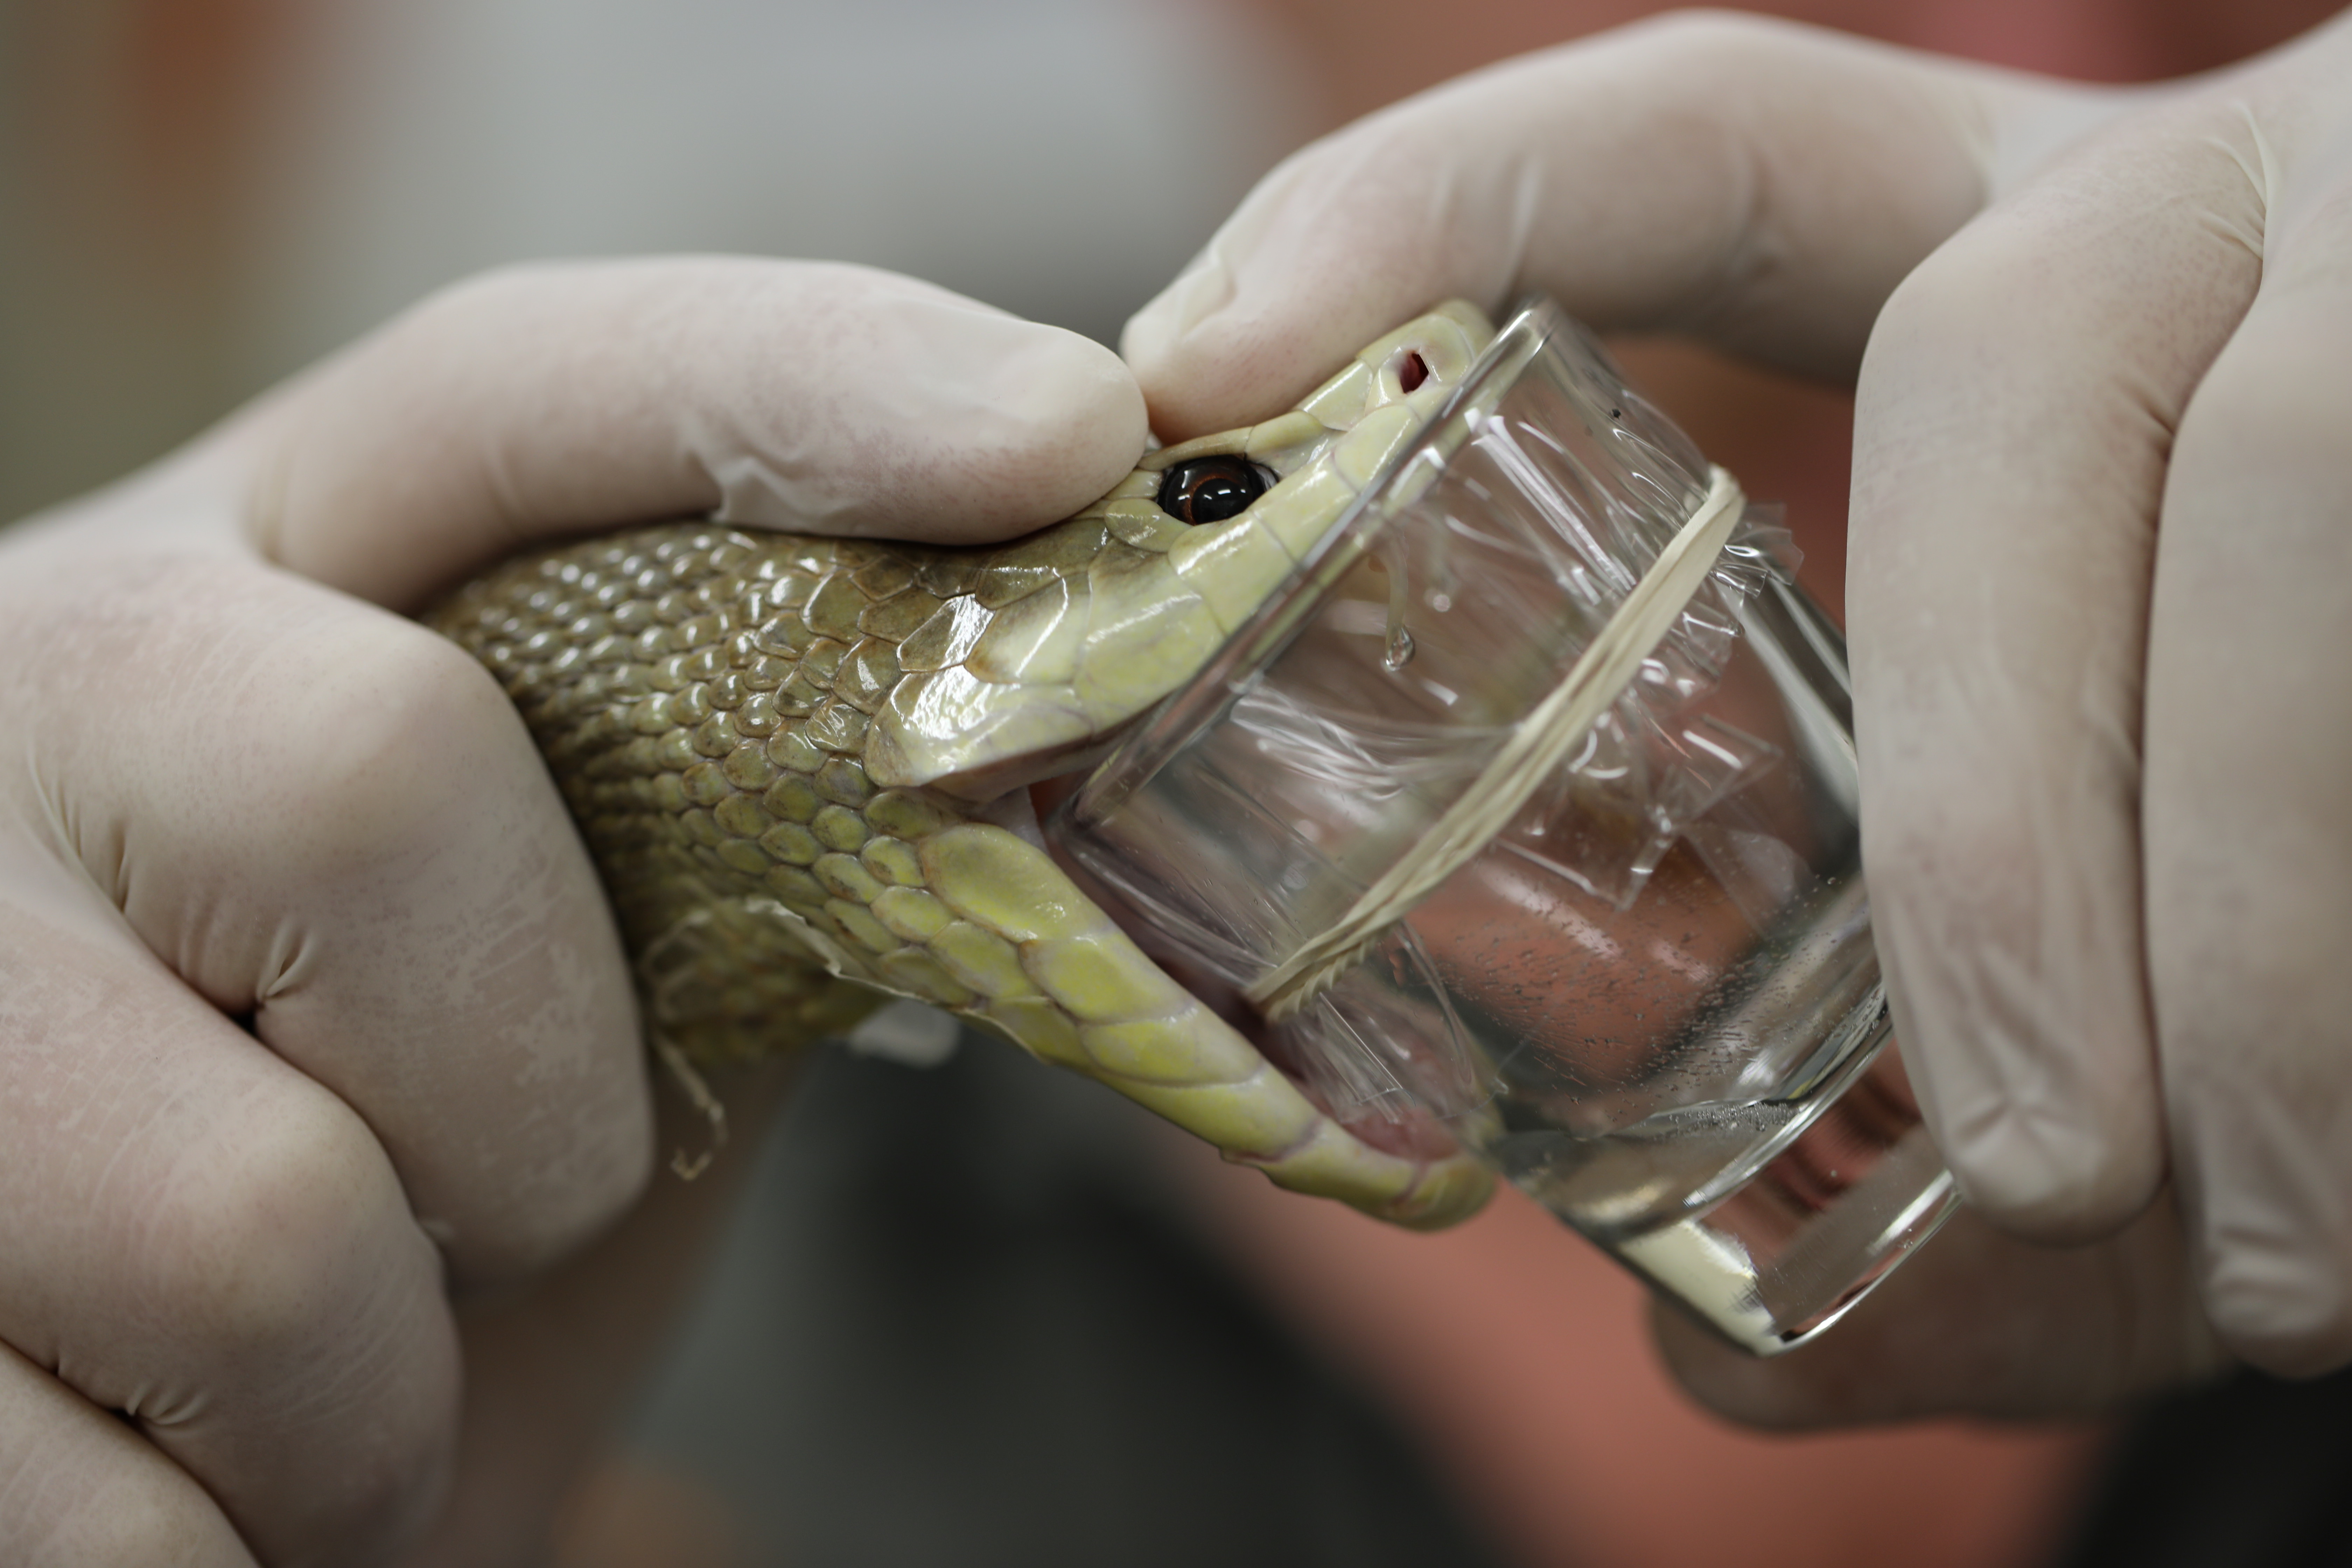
[0, 1337, 258, 1566]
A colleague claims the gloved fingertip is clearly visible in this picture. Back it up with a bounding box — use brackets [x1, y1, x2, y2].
[1120, 248, 1235, 384]
[951, 326, 1149, 535]
[1876, 903, 2166, 1244]
[2206, 1258, 2352, 1380]
[1125, 301, 1327, 443]
[1001, 326, 1149, 457]
[1925, 1087, 2166, 1244]
[2186, 1135, 2352, 1378]
[697, 279, 1148, 547]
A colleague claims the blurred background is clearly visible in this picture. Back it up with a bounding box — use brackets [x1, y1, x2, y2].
[6, 1, 2347, 1564]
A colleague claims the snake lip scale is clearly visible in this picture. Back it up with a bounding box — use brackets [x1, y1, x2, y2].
[430, 304, 1500, 1230]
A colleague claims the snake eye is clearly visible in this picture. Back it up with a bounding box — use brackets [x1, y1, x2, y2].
[1156, 456, 1269, 525]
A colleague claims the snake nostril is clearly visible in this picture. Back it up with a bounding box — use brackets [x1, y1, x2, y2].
[1155, 456, 1268, 525]
[1398, 351, 1428, 393]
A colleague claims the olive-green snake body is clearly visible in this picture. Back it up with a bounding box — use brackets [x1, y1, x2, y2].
[431, 305, 1496, 1228]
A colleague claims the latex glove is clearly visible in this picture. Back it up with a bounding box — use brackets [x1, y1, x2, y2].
[1125, 10, 2352, 1405]
[0, 257, 1143, 1565]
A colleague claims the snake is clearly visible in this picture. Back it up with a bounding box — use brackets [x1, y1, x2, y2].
[428, 303, 1498, 1229]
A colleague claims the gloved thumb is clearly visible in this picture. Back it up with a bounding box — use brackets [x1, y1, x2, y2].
[240, 258, 1147, 610]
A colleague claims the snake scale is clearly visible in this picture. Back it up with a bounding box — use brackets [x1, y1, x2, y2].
[429, 304, 1497, 1228]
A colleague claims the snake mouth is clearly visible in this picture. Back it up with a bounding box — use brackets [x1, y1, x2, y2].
[1091, 889, 1470, 1166]
[1209, 983, 1470, 1166]
[1027, 774, 1469, 1170]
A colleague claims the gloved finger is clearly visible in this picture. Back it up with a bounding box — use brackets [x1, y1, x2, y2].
[2143, 121, 2352, 1376]
[239, 258, 1148, 610]
[1652, 1193, 2222, 1425]
[386, 1067, 799, 1566]
[12, 540, 650, 1281]
[1124, 14, 2051, 439]
[0, 888, 458, 1568]
[0, 1343, 255, 1568]
[1847, 100, 2268, 1240]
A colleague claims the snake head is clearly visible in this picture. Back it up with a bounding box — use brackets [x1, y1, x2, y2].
[862, 302, 1496, 800]
[431, 303, 1510, 1230]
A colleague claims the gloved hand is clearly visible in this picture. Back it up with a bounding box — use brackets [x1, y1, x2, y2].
[1125, 9, 2352, 1408]
[0, 257, 1143, 1565]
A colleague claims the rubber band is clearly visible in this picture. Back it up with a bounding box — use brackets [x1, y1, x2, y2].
[1246, 465, 1749, 1022]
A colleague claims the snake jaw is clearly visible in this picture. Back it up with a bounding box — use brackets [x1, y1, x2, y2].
[911, 821, 1494, 1229]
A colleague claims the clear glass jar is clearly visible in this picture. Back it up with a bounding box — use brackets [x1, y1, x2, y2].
[1045, 299, 1956, 1353]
